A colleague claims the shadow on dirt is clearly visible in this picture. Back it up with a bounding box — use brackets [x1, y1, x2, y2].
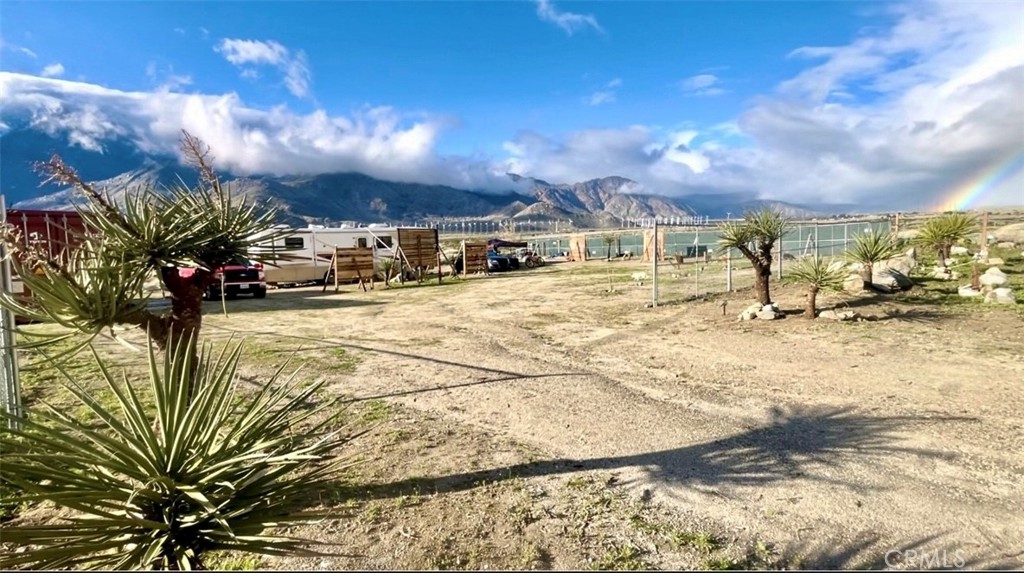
[338, 404, 971, 499]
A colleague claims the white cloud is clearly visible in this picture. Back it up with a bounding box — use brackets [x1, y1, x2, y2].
[173, 27, 186, 35]
[145, 62, 192, 92]
[215, 38, 311, 98]
[0, 37, 37, 58]
[679, 74, 727, 97]
[535, 0, 603, 36]
[40, 63, 65, 78]
[508, 0, 1024, 210]
[585, 91, 615, 106]
[583, 78, 622, 106]
[0, 72, 516, 192]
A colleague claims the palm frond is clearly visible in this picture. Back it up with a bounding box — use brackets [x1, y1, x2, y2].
[786, 256, 847, 291]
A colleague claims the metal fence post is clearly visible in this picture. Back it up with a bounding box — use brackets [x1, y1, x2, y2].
[0, 194, 23, 429]
[651, 219, 659, 308]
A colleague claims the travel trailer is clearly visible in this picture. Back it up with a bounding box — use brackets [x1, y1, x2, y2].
[250, 225, 403, 285]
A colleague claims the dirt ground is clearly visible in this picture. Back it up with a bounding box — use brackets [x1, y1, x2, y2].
[165, 257, 1023, 570]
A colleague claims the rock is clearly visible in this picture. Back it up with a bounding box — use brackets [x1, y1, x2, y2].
[958, 285, 983, 297]
[756, 309, 781, 320]
[986, 257, 1004, 265]
[739, 302, 762, 321]
[843, 273, 867, 293]
[984, 267, 1007, 278]
[819, 309, 859, 321]
[980, 273, 1007, 287]
[931, 267, 958, 281]
[876, 255, 917, 276]
[983, 287, 1016, 304]
[872, 268, 913, 291]
[950, 246, 970, 255]
[996, 241, 1016, 249]
[993, 222, 1024, 244]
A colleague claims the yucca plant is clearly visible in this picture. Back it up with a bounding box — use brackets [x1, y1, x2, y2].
[0, 131, 289, 364]
[717, 209, 789, 305]
[913, 212, 976, 272]
[786, 256, 847, 318]
[844, 229, 906, 287]
[377, 257, 398, 288]
[0, 335, 359, 570]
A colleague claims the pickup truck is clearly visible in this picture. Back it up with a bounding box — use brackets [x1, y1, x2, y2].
[204, 257, 267, 300]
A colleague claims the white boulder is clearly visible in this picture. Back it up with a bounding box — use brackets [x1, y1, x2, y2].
[984, 288, 1016, 305]
[980, 267, 1008, 287]
[819, 309, 859, 321]
[950, 246, 970, 256]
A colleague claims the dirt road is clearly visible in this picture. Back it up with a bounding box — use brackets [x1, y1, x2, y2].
[205, 261, 1024, 569]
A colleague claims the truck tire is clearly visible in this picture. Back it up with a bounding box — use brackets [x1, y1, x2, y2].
[253, 286, 267, 299]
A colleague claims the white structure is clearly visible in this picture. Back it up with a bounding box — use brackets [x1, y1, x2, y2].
[250, 225, 401, 285]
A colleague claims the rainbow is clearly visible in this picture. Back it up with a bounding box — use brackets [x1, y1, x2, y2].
[930, 150, 1024, 212]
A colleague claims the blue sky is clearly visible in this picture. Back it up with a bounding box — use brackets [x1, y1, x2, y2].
[1, 0, 1022, 210]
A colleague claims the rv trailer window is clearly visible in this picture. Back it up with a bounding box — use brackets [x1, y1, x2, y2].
[357, 238, 368, 248]
[285, 237, 304, 248]
[375, 236, 393, 248]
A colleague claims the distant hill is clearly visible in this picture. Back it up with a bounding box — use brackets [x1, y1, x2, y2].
[3, 126, 818, 227]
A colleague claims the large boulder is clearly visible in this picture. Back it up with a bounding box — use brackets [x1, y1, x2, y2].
[872, 268, 913, 292]
[843, 273, 867, 293]
[950, 246, 970, 256]
[875, 251, 918, 276]
[993, 222, 1024, 244]
[984, 288, 1016, 305]
[980, 267, 1008, 288]
[996, 241, 1016, 249]
[740, 302, 783, 320]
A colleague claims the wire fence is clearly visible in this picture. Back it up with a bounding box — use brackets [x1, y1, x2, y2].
[487, 218, 897, 306]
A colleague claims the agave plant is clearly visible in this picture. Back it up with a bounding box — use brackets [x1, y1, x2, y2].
[913, 212, 976, 271]
[377, 257, 398, 287]
[786, 256, 847, 318]
[844, 229, 906, 286]
[0, 336, 359, 570]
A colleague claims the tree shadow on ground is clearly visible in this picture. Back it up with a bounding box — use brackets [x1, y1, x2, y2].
[334, 404, 969, 502]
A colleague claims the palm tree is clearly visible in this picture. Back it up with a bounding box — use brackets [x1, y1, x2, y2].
[913, 212, 976, 272]
[602, 234, 617, 260]
[786, 256, 847, 318]
[844, 229, 906, 287]
[717, 209, 789, 305]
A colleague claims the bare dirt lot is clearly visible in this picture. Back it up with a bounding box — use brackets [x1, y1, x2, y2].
[11, 258, 1024, 570]
[173, 258, 1023, 570]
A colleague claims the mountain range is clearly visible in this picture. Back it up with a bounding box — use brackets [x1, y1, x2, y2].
[1, 125, 821, 227]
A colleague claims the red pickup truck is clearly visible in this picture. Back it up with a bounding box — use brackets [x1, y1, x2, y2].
[204, 257, 267, 300]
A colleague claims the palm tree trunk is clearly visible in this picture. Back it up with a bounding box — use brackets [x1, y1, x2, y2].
[806, 286, 819, 318]
[754, 263, 772, 305]
[861, 262, 873, 288]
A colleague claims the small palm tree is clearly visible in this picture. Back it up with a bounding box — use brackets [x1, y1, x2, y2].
[602, 234, 617, 260]
[914, 212, 976, 272]
[844, 229, 906, 287]
[786, 256, 847, 318]
[717, 209, 789, 305]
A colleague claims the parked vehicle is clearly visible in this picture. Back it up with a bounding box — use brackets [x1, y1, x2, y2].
[249, 225, 401, 285]
[204, 257, 267, 300]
